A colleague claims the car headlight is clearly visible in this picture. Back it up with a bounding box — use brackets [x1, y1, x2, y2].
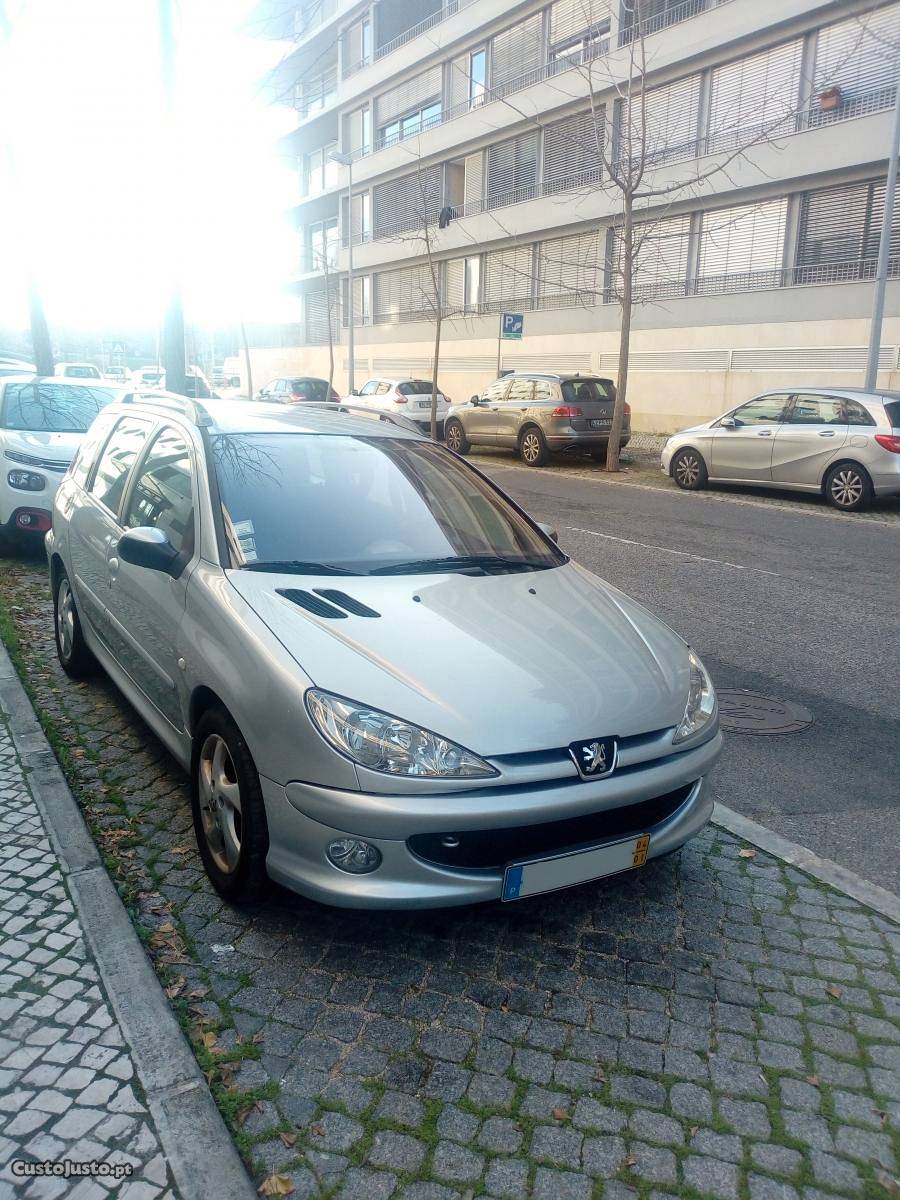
[673, 650, 716, 744]
[306, 689, 498, 778]
[7, 469, 45, 491]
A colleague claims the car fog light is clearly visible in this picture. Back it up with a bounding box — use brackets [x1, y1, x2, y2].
[326, 838, 382, 874]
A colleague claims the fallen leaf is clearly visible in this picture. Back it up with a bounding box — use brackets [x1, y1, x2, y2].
[258, 1175, 295, 1197]
[805, 1075, 821, 1088]
[279, 1132, 297, 1148]
[198, 1031, 218, 1050]
[874, 1170, 898, 1197]
[622, 1155, 638, 1168]
[237, 1102, 260, 1126]
[171, 845, 192, 855]
[310, 1124, 325, 1138]
[738, 848, 756, 859]
[552, 1108, 569, 1121]
[165, 977, 186, 999]
[825, 984, 842, 999]
[690, 1126, 699, 1137]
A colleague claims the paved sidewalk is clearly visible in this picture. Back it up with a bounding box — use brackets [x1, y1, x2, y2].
[0, 709, 174, 1199]
[0, 560, 898, 1200]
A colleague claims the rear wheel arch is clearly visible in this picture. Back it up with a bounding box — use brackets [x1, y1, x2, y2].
[822, 459, 874, 511]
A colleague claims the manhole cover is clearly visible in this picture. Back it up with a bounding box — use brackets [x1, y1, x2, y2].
[717, 689, 813, 735]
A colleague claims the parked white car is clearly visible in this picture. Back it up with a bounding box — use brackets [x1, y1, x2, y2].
[0, 376, 119, 549]
[54, 362, 103, 380]
[349, 378, 450, 436]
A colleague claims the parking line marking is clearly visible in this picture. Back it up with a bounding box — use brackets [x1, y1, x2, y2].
[562, 526, 782, 577]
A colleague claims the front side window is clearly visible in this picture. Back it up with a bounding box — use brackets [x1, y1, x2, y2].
[212, 433, 564, 573]
[358, 381, 379, 395]
[89, 417, 151, 514]
[788, 395, 846, 425]
[731, 395, 789, 426]
[483, 380, 510, 403]
[2, 382, 117, 433]
[124, 427, 195, 557]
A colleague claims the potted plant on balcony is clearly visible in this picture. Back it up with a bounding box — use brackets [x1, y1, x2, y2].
[819, 85, 843, 111]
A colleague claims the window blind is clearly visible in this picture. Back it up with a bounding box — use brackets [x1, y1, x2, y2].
[697, 198, 788, 293]
[305, 288, 339, 344]
[612, 215, 691, 300]
[796, 178, 900, 280]
[373, 263, 439, 323]
[814, 3, 900, 104]
[549, 0, 610, 46]
[616, 74, 701, 167]
[374, 65, 442, 127]
[483, 245, 536, 310]
[464, 152, 484, 207]
[543, 109, 604, 193]
[372, 165, 443, 237]
[486, 132, 539, 207]
[708, 40, 802, 151]
[538, 231, 602, 306]
[491, 14, 543, 92]
[448, 53, 469, 110]
[444, 258, 466, 313]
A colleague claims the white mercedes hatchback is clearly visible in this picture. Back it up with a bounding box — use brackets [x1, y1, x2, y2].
[48, 397, 721, 908]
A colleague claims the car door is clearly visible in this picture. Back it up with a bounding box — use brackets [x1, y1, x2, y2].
[495, 378, 536, 446]
[354, 380, 380, 410]
[107, 425, 198, 729]
[466, 379, 510, 444]
[770, 393, 849, 487]
[710, 393, 790, 481]
[68, 415, 153, 644]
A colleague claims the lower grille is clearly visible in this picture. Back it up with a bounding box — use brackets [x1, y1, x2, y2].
[407, 784, 694, 871]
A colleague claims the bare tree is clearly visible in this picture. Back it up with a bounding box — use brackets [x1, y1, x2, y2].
[28, 285, 54, 377]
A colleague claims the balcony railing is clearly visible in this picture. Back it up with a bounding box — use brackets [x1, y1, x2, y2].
[295, 68, 338, 118]
[374, 0, 464, 60]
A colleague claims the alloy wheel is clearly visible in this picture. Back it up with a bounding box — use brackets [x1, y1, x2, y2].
[522, 432, 541, 464]
[446, 423, 462, 452]
[198, 734, 243, 874]
[675, 453, 700, 487]
[56, 578, 75, 661]
[830, 468, 863, 509]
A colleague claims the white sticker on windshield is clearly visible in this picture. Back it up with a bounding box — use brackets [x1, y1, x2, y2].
[241, 547, 258, 563]
[233, 519, 254, 537]
[238, 535, 256, 554]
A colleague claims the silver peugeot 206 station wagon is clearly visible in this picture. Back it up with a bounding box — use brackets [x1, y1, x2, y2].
[47, 396, 722, 908]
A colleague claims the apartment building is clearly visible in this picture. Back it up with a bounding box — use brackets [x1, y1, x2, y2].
[258, 0, 900, 431]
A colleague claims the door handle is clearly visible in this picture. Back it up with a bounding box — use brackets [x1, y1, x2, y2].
[107, 556, 119, 585]
[817, 430, 836, 437]
[756, 429, 773, 437]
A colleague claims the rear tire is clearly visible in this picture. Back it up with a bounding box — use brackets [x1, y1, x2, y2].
[191, 707, 269, 902]
[54, 569, 96, 678]
[824, 462, 872, 512]
[672, 448, 708, 491]
[445, 419, 470, 454]
[519, 426, 549, 468]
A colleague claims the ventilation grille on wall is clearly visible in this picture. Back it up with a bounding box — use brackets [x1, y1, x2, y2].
[371, 355, 500, 374]
[730, 346, 896, 371]
[502, 353, 593, 372]
[598, 349, 730, 372]
[341, 357, 370, 374]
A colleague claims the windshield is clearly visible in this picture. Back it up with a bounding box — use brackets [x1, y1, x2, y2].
[64, 365, 99, 378]
[398, 381, 442, 396]
[291, 379, 329, 400]
[561, 379, 613, 404]
[212, 433, 564, 574]
[2, 382, 117, 433]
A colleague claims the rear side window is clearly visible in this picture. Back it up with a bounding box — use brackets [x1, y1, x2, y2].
[840, 399, 875, 426]
[506, 380, 535, 402]
[788, 395, 846, 425]
[882, 400, 899, 430]
[70, 412, 118, 488]
[561, 379, 612, 404]
[89, 417, 151, 515]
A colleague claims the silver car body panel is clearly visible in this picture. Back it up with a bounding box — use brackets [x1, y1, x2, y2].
[50, 399, 719, 908]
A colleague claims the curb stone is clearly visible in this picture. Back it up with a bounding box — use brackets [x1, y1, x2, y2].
[713, 802, 899, 923]
[0, 641, 256, 1200]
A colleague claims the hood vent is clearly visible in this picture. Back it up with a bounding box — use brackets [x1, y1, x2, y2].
[277, 588, 381, 620]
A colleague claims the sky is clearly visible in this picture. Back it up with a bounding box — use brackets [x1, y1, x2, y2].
[0, 0, 298, 331]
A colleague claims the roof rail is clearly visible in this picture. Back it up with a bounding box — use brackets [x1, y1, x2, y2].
[296, 402, 423, 435]
[120, 390, 213, 427]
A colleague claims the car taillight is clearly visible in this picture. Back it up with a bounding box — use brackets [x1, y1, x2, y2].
[624, 403, 631, 416]
[551, 406, 583, 418]
[874, 433, 900, 453]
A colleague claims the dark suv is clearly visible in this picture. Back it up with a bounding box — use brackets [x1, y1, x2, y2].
[444, 373, 627, 467]
[257, 377, 339, 404]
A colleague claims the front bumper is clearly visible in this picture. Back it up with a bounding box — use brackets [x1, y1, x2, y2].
[262, 731, 721, 908]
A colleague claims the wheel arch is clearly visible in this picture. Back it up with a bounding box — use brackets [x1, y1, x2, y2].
[820, 456, 872, 494]
[670, 444, 707, 477]
[189, 685, 230, 738]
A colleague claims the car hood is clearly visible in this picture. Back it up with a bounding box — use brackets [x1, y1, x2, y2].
[2, 429, 84, 462]
[227, 562, 689, 756]
[670, 420, 716, 438]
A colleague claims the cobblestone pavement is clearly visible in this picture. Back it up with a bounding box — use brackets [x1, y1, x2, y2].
[0, 707, 176, 1199]
[1, 558, 899, 1200]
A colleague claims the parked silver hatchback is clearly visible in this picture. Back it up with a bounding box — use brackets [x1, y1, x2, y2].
[662, 388, 900, 511]
[47, 396, 720, 908]
[445, 373, 629, 467]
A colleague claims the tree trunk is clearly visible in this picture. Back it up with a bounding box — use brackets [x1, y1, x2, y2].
[606, 195, 633, 473]
[430, 311, 442, 440]
[29, 287, 54, 377]
[240, 320, 253, 402]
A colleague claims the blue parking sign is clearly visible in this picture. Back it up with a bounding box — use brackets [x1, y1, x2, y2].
[500, 312, 524, 340]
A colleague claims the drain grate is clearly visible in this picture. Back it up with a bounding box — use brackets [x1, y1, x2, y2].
[717, 689, 813, 735]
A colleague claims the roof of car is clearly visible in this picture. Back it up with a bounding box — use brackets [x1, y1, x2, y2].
[770, 387, 899, 402]
[116, 397, 422, 439]
[501, 372, 613, 383]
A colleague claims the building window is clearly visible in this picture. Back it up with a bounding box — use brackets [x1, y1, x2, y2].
[696, 199, 788, 294]
[469, 48, 487, 107]
[795, 177, 900, 284]
[305, 142, 338, 196]
[308, 219, 339, 272]
[380, 100, 442, 148]
[464, 256, 481, 310]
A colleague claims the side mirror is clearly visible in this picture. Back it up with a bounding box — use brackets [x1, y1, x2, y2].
[719, 416, 737, 429]
[537, 521, 559, 544]
[470, 394, 481, 405]
[118, 527, 179, 574]
[350, 388, 360, 396]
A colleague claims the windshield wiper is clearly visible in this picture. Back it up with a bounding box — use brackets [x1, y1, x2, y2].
[369, 555, 554, 576]
[239, 560, 362, 576]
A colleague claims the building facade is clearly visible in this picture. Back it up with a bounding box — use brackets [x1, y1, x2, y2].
[260, 0, 900, 431]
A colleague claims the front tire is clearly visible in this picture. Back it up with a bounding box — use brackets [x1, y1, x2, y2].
[519, 426, 549, 467]
[191, 707, 269, 902]
[54, 570, 96, 678]
[672, 448, 708, 491]
[824, 462, 872, 512]
[445, 419, 470, 454]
